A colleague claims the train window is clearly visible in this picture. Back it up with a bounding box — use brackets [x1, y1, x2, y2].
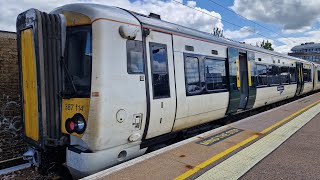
[64, 25, 92, 97]
[185, 56, 201, 95]
[280, 66, 290, 84]
[290, 67, 297, 83]
[256, 64, 268, 86]
[268, 65, 280, 86]
[204, 59, 227, 91]
[303, 68, 312, 82]
[318, 70, 320, 82]
[150, 43, 170, 98]
[127, 40, 144, 74]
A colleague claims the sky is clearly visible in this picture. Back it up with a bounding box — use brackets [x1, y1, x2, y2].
[1, 0, 320, 54]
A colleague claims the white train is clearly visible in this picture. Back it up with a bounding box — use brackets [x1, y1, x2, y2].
[16, 3, 320, 178]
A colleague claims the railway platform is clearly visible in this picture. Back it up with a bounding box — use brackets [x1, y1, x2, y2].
[83, 92, 320, 180]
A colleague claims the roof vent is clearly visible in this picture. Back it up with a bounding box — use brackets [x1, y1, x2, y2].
[149, 13, 161, 20]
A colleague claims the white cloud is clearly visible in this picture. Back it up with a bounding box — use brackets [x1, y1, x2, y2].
[224, 26, 255, 39]
[231, 0, 320, 31]
[0, 0, 223, 33]
[242, 30, 320, 54]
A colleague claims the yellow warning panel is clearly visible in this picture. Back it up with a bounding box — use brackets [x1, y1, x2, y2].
[236, 58, 240, 88]
[61, 98, 90, 137]
[247, 61, 252, 87]
[21, 28, 39, 141]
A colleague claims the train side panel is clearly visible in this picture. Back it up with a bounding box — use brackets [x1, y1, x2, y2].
[172, 35, 229, 131]
[253, 53, 297, 108]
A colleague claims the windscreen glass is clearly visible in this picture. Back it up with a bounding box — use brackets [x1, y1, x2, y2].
[64, 26, 92, 97]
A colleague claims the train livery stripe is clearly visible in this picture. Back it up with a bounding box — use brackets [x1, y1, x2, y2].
[21, 28, 39, 141]
[175, 99, 320, 180]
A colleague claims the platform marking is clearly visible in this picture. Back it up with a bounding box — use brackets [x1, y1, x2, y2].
[196, 102, 320, 180]
[175, 99, 320, 180]
[196, 128, 243, 146]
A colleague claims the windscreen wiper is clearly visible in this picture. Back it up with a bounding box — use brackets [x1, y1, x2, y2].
[60, 56, 77, 96]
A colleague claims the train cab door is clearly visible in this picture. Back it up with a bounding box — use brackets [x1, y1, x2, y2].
[144, 30, 176, 139]
[295, 62, 304, 96]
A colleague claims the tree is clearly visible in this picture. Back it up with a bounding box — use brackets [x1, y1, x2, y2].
[260, 40, 274, 51]
[212, 27, 224, 38]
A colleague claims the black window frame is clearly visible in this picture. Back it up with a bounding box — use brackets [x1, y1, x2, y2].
[184, 55, 201, 95]
[63, 25, 92, 98]
[256, 63, 268, 87]
[127, 40, 144, 74]
[280, 66, 290, 85]
[289, 67, 297, 84]
[149, 42, 171, 99]
[303, 68, 312, 82]
[184, 53, 228, 96]
[318, 70, 320, 82]
[268, 65, 280, 86]
[204, 58, 228, 92]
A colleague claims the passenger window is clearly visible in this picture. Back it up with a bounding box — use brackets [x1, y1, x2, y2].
[150, 43, 170, 98]
[280, 66, 290, 84]
[318, 70, 320, 82]
[303, 68, 312, 82]
[204, 59, 227, 91]
[185, 56, 201, 95]
[268, 65, 280, 85]
[290, 67, 297, 83]
[127, 40, 144, 74]
[256, 64, 268, 86]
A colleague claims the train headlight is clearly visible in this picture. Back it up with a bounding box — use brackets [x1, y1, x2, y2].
[65, 113, 86, 134]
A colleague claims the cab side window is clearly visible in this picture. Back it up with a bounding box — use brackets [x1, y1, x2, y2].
[150, 43, 170, 99]
[127, 40, 144, 74]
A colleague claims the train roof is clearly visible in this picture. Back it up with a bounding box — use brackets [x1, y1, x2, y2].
[52, 3, 311, 64]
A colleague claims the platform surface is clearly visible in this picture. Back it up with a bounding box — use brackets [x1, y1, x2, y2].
[83, 92, 320, 180]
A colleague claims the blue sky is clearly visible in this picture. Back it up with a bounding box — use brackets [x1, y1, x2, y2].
[1, 0, 320, 53]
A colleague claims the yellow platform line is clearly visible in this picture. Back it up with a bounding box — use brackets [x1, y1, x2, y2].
[175, 99, 320, 180]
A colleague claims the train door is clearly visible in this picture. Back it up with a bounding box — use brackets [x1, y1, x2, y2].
[144, 30, 176, 139]
[295, 62, 304, 96]
[226, 48, 256, 114]
[238, 52, 249, 109]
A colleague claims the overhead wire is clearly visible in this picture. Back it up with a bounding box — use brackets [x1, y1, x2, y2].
[206, 0, 297, 43]
[171, 0, 287, 46]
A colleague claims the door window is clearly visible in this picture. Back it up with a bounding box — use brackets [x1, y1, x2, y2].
[150, 43, 170, 99]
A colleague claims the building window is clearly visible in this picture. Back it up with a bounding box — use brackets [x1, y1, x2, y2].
[127, 40, 144, 74]
[268, 65, 280, 85]
[280, 66, 290, 84]
[318, 70, 320, 82]
[204, 58, 227, 91]
[256, 64, 268, 86]
[150, 43, 170, 98]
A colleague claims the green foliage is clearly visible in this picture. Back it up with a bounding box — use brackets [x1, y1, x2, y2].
[212, 27, 224, 37]
[260, 40, 274, 51]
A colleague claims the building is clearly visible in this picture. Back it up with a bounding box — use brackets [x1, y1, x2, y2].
[288, 42, 320, 63]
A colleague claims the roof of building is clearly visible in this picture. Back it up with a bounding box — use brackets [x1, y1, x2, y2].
[291, 42, 320, 51]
